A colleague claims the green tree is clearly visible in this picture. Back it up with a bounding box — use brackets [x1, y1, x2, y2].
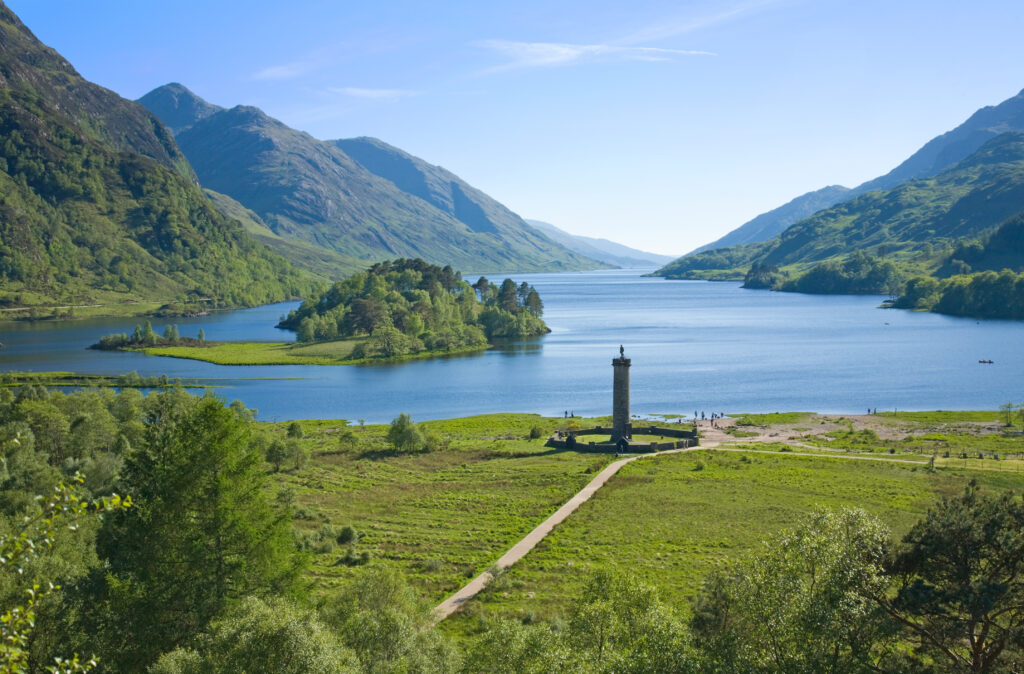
[265, 439, 289, 472]
[497, 278, 519, 313]
[691, 508, 895, 673]
[880, 481, 1024, 672]
[0, 475, 129, 674]
[95, 392, 303, 671]
[1000, 401, 1018, 427]
[197, 328, 205, 344]
[525, 288, 543, 317]
[322, 567, 457, 674]
[386, 413, 423, 452]
[150, 596, 359, 674]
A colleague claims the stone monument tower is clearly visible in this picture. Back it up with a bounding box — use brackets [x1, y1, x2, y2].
[612, 345, 631, 441]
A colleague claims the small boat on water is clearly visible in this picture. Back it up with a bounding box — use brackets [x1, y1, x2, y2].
[978, 359, 994, 364]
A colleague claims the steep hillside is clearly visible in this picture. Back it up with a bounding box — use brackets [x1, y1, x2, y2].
[0, 5, 191, 177]
[203, 189, 365, 278]
[0, 3, 313, 314]
[524, 219, 673, 267]
[657, 133, 1024, 285]
[684, 87, 1024, 256]
[141, 84, 601, 273]
[858, 87, 1024, 194]
[690, 185, 850, 254]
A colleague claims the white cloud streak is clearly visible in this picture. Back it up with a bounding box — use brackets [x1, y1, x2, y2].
[330, 87, 419, 100]
[251, 62, 311, 81]
[475, 40, 714, 72]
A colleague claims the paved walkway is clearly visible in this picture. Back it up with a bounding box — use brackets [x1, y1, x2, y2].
[432, 434, 928, 622]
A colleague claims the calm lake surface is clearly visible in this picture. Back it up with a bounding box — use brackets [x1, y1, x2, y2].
[1, 269, 1021, 422]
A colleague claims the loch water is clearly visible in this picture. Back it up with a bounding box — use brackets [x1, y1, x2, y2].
[1, 269, 1021, 422]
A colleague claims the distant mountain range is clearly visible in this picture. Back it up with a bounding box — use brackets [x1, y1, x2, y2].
[659, 87, 1024, 288]
[139, 84, 603, 275]
[658, 132, 1024, 282]
[683, 87, 1024, 257]
[524, 220, 674, 268]
[690, 186, 851, 254]
[0, 4, 312, 312]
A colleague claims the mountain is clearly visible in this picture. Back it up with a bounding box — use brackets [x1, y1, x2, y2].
[0, 2, 313, 313]
[137, 82, 223, 134]
[689, 185, 851, 254]
[139, 84, 602, 274]
[857, 87, 1024, 194]
[524, 219, 674, 268]
[203, 189, 366, 279]
[685, 87, 1024, 256]
[657, 132, 1024, 283]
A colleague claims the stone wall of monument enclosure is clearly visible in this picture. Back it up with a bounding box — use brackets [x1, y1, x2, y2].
[544, 425, 699, 453]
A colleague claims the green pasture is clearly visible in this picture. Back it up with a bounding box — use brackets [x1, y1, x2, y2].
[444, 446, 1024, 632]
[271, 414, 614, 601]
[140, 338, 489, 365]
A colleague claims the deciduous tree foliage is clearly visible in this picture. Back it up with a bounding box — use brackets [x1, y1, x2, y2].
[692, 508, 897, 673]
[279, 259, 547, 358]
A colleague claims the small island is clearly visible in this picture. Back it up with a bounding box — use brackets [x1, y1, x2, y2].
[92, 258, 549, 365]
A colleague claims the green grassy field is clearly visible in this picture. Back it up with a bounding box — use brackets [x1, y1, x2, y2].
[271, 414, 615, 600]
[140, 339, 489, 365]
[448, 448, 1024, 633]
[258, 409, 1024, 639]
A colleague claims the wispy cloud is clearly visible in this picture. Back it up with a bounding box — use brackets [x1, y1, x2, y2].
[618, 0, 785, 45]
[329, 87, 419, 100]
[251, 61, 312, 81]
[475, 40, 713, 72]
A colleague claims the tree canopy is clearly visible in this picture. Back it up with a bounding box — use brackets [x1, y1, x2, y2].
[279, 258, 548, 359]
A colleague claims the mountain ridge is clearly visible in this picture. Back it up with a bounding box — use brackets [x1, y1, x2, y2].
[140, 84, 604, 274]
[656, 131, 1024, 284]
[683, 86, 1024, 257]
[525, 219, 674, 268]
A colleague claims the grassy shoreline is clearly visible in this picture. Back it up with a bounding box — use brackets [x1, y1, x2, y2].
[136, 339, 491, 366]
[0, 371, 225, 388]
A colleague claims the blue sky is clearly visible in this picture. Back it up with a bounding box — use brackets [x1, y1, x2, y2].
[10, 0, 1024, 255]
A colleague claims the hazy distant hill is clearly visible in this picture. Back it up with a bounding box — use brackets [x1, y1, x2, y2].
[657, 132, 1024, 282]
[0, 3, 312, 312]
[524, 219, 674, 268]
[685, 87, 1024, 255]
[140, 84, 602, 274]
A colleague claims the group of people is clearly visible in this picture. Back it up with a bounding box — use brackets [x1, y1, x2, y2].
[694, 410, 725, 428]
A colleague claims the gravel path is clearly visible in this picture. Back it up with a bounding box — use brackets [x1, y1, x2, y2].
[431, 444, 708, 621]
[432, 425, 931, 622]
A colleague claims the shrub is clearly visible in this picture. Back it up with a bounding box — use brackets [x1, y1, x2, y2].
[337, 525, 358, 545]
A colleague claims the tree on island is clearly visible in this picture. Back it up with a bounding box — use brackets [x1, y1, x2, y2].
[277, 259, 548, 358]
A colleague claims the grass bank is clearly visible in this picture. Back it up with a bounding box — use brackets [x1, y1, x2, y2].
[139, 339, 488, 366]
[0, 371, 223, 388]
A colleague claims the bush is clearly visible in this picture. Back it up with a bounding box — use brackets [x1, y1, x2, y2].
[337, 525, 358, 545]
[387, 413, 424, 451]
[529, 425, 543, 439]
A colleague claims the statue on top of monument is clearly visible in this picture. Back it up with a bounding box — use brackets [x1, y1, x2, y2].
[619, 344, 624, 358]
